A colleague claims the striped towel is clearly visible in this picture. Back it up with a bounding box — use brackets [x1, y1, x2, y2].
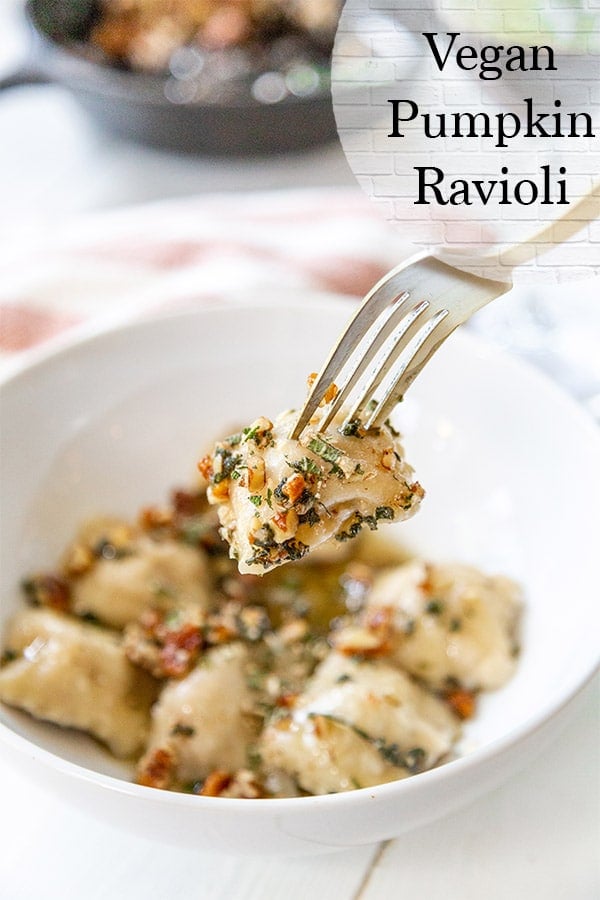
[0, 187, 413, 374]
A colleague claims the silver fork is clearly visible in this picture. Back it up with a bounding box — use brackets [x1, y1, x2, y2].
[290, 251, 510, 439]
[290, 184, 599, 440]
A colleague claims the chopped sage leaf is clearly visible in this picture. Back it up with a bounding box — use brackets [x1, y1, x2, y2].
[425, 599, 445, 615]
[171, 723, 195, 737]
[289, 457, 323, 478]
[340, 418, 364, 438]
[307, 437, 343, 465]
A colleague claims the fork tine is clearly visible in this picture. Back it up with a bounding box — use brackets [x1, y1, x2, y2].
[289, 287, 409, 440]
[316, 296, 427, 433]
[290, 250, 433, 440]
[365, 309, 455, 429]
[291, 253, 511, 441]
[288, 266, 426, 441]
[345, 299, 431, 426]
[364, 262, 511, 427]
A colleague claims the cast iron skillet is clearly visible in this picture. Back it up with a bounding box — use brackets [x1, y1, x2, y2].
[0, 0, 338, 155]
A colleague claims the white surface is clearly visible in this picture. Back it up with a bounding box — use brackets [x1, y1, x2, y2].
[0, 0, 598, 894]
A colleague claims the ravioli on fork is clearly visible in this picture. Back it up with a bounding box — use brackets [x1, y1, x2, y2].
[199, 400, 423, 575]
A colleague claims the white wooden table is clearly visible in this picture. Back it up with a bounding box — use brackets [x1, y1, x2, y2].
[0, 3, 598, 896]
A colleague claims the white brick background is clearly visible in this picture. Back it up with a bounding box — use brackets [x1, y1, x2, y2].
[332, 0, 600, 282]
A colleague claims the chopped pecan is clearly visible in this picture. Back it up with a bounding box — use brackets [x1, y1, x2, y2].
[200, 769, 265, 799]
[138, 506, 173, 530]
[197, 455, 213, 481]
[418, 562, 435, 595]
[311, 714, 331, 739]
[275, 692, 298, 709]
[159, 624, 204, 678]
[271, 509, 299, 540]
[124, 621, 163, 677]
[205, 602, 241, 646]
[307, 373, 339, 406]
[209, 479, 230, 502]
[137, 746, 177, 790]
[21, 574, 71, 613]
[445, 687, 476, 720]
[247, 459, 266, 492]
[221, 769, 265, 799]
[331, 607, 394, 658]
[380, 448, 395, 470]
[281, 473, 306, 505]
[63, 544, 95, 577]
[125, 609, 204, 679]
[200, 770, 232, 797]
[171, 489, 206, 518]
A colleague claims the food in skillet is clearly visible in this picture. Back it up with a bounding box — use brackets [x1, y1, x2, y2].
[68, 0, 342, 104]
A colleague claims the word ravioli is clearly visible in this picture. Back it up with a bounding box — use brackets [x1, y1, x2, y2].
[414, 164, 568, 206]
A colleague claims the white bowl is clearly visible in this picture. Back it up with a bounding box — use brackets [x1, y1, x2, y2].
[1, 298, 599, 855]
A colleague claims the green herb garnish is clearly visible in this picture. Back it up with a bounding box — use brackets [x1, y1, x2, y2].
[329, 462, 346, 480]
[425, 599, 445, 615]
[334, 506, 395, 541]
[247, 745, 263, 771]
[384, 418, 400, 437]
[243, 425, 260, 442]
[242, 424, 273, 446]
[340, 418, 364, 438]
[212, 448, 242, 484]
[307, 437, 343, 465]
[335, 513, 365, 542]
[309, 713, 426, 773]
[290, 456, 323, 478]
[252, 523, 276, 548]
[171, 723, 195, 737]
[282, 539, 309, 561]
[299, 507, 321, 527]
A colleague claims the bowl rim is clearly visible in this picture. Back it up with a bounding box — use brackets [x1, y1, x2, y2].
[1, 300, 599, 811]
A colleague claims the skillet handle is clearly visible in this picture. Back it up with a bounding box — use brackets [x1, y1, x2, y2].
[0, 63, 49, 90]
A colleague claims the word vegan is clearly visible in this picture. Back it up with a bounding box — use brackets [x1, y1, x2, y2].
[387, 33, 595, 207]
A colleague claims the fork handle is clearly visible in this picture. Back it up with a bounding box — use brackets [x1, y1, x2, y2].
[499, 182, 600, 268]
[437, 181, 600, 275]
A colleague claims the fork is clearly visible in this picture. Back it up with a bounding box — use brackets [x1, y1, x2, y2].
[289, 251, 510, 439]
[290, 185, 599, 440]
